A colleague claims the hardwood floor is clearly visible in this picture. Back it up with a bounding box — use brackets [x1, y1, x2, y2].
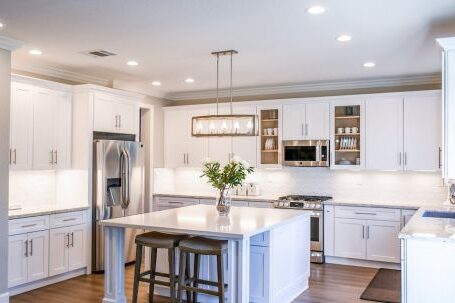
[10, 263, 378, 303]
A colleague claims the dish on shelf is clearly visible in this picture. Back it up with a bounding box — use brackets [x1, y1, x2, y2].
[338, 160, 353, 165]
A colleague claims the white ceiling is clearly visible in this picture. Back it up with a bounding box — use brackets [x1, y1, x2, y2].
[1, 0, 454, 99]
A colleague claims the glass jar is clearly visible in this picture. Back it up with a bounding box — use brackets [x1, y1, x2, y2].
[216, 188, 232, 216]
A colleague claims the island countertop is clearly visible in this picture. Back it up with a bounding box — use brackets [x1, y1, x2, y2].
[101, 204, 310, 239]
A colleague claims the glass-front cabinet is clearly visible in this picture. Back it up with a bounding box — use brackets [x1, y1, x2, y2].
[330, 100, 365, 169]
[257, 105, 282, 168]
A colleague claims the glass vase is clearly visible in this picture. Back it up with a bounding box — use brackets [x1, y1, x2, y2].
[216, 188, 232, 216]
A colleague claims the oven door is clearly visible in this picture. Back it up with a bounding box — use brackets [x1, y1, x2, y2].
[310, 211, 323, 252]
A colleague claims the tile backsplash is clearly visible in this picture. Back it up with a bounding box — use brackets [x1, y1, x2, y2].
[154, 167, 448, 204]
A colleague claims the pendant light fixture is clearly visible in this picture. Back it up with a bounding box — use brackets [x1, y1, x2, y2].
[192, 50, 257, 137]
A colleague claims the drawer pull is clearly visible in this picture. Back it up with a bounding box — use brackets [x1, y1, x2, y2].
[168, 202, 184, 204]
[21, 224, 37, 228]
[354, 212, 377, 216]
[63, 218, 77, 222]
[24, 240, 28, 257]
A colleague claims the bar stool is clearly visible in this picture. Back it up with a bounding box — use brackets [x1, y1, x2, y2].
[177, 236, 228, 303]
[132, 231, 191, 303]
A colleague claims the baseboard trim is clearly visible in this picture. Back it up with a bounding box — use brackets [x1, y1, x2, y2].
[0, 292, 9, 303]
[326, 256, 401, 270]
[9, 268, 87, 296]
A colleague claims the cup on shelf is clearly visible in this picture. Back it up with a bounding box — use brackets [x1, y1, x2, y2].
[267, 128, 273, 135]
[352, 127, 359, 134]
[273, 128, 278, 136]
[263, 129, 268, 135]
[337, 128, 344, 134]
[344, 127, 351, 134]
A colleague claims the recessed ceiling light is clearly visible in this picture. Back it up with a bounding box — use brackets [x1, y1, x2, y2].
[29, 49, 42, 55]
[152, 81, 161, 86]
[185, 78, 195, 83]
[126, 60, 138, 66]
[307, 6, 326, 15]
[336, 35, 352, 42]
[363, 62, 376, 68]
[0, 23, 4, 28]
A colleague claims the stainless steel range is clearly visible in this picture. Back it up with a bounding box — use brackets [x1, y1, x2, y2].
[273, 195, 332, 263]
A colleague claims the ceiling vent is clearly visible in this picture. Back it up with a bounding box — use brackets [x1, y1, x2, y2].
[84, 49, 117, 58]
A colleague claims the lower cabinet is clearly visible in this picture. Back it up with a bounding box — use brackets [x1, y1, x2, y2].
[49, 224, 86, 276]
[249, 245, 270, 303]
[8, 230, 49, 288]
[334, 218, 366, 259]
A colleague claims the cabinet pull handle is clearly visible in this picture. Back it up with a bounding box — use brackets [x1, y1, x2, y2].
[366, 225, 370, 239]
[398, 152, 402, 166]
[186, 153, 189, 165]
[183, 153, 186, 165]
[13, 149, 17, 164]
[50, 150, 54, 164]
[354, 212, 377, 216]
[25, 240, 28, 257]
[54, 150, 58, 165]
[30, 239, 33, 256]
[439, 147, 442, 169]
[63, 218, 76, 222]
[362, 226, 365, 239]
[305, 123, 309, 136]
[404, 152, 407, 166]
[21, 223, 37, 228]
[71, 232, 74, 247]
[168, 201, 184, 205]
[118, 115, 121, 128]
[66, 233, 70, 248]
[114, 115, 118, 128]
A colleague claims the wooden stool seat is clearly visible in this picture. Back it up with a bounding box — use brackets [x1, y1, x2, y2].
[135, 231, 189, 248]
[133, 231, 190, 303]
[177, 237, 229, 303]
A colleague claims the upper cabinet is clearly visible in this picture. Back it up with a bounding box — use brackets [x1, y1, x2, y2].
[283, 102, 329, 140]
[365, 92, 441, 171]
[10, 79, 72, 170]
[93, 92, 139, 135]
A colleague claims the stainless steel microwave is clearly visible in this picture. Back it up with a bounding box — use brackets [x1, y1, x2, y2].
[282, 140, 329, 167]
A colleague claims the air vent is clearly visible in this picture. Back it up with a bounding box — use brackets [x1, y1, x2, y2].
[84, 49, 117, 58]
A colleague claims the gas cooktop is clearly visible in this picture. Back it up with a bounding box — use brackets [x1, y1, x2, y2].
[274, 195, 332, 210]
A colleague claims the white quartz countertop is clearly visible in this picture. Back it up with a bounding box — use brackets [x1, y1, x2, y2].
[101, 204, 310, 239]
[399, 206, 455, 242]
[154, 192, 445, 210]
[8, 204, 90, 219]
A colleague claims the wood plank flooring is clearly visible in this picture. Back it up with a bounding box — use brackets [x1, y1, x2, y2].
[10, 263, 378, 303]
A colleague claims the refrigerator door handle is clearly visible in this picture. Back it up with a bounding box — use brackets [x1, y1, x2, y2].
[120, 148, 131, 210]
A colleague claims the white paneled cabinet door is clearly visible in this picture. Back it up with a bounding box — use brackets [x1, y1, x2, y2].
[10, 83, 33, 170]
[249, 245, 270, 303]
[93, 93, 116, 132]
[334, 218, 366, 259]
[33, 88, 56, 170]
[365, 97, 403, 170]
[8, 234, 28, 287]
[366, 220, 401, 263]
[68, 225, 86, 271]
[116, 101, 139, 135]
[232, 104, 257, 166]
[27, 230, 49, 283]
[164, 109, 189, 168]
[403, 94, 441, 171]
[54, 92, 72, 169]
[283, 104, 306, 140]
[49, 227, 69, 277]
[305, 102, 330, 140]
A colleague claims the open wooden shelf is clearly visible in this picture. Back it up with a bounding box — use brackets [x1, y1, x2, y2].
[335, 115, 360, 119]
[261, 150, 278, 153]
[262, 135, 278, 137]
[335, 133, 360, 136]
[336, 149, 360, 152]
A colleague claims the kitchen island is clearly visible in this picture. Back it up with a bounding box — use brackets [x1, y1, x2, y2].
[100, 204, 310, 303]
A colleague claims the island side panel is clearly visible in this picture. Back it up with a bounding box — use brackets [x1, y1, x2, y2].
[103, 226, 127, 303]
[270, 215, 310, 303]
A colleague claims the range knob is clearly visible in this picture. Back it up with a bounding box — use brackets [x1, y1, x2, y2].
[274, 201, 279, 207]
[284, 202, 290, 207]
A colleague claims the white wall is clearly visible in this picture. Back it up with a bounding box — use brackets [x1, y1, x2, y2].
[0, 48, 11, 298]
[154, 167, 447, 205]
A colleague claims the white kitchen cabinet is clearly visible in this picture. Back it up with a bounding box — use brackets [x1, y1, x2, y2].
[366, 220, 401, 263]
[365, 97, 403, 170]
[68, 224, 86, 271]
[8, 234, 28, 287]
[53, 92, 72, 169]
[232, 103, 257, 167]
[283, 102, 329, 140]
[403, 94, 441, 171]
[93, 92, 139, 135]
[27, 230, 49, 282]
[10, 82, 33, 170]
[164, 107, 209, 168]
[323, 205, 335, 256]
[334, 218, 366, 259]
[250, 245, 270, 303]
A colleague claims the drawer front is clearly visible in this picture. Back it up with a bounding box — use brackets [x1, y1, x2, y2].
[155, 197, 200, 208]
[50, 211, 86, 228]
[251, 231, 270, 247]
[9, 215, 50, 235]
[232, 200, 249, 207]
[335, 206, 401, 222]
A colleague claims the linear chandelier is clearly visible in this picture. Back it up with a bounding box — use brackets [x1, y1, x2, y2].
[192, 50, 257, 137]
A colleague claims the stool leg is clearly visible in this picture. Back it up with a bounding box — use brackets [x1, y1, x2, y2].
[132, 244, 143, 303]
[177, 251, 187, 303]
[217, 255, 225, 303]
[192, 253, 200, 303]
[168, 249, 176, 302]
[149, 248, 157, 303]
[186, 253, 192, 303]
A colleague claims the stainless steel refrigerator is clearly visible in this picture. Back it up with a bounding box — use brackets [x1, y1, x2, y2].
[92, 139, 144, 272]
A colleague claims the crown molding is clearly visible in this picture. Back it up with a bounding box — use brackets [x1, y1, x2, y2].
[12, 62, 110, 86]
[0, 36, 23, 51]
[165, 73, 441, 101]
[437, 37, 455, 50]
